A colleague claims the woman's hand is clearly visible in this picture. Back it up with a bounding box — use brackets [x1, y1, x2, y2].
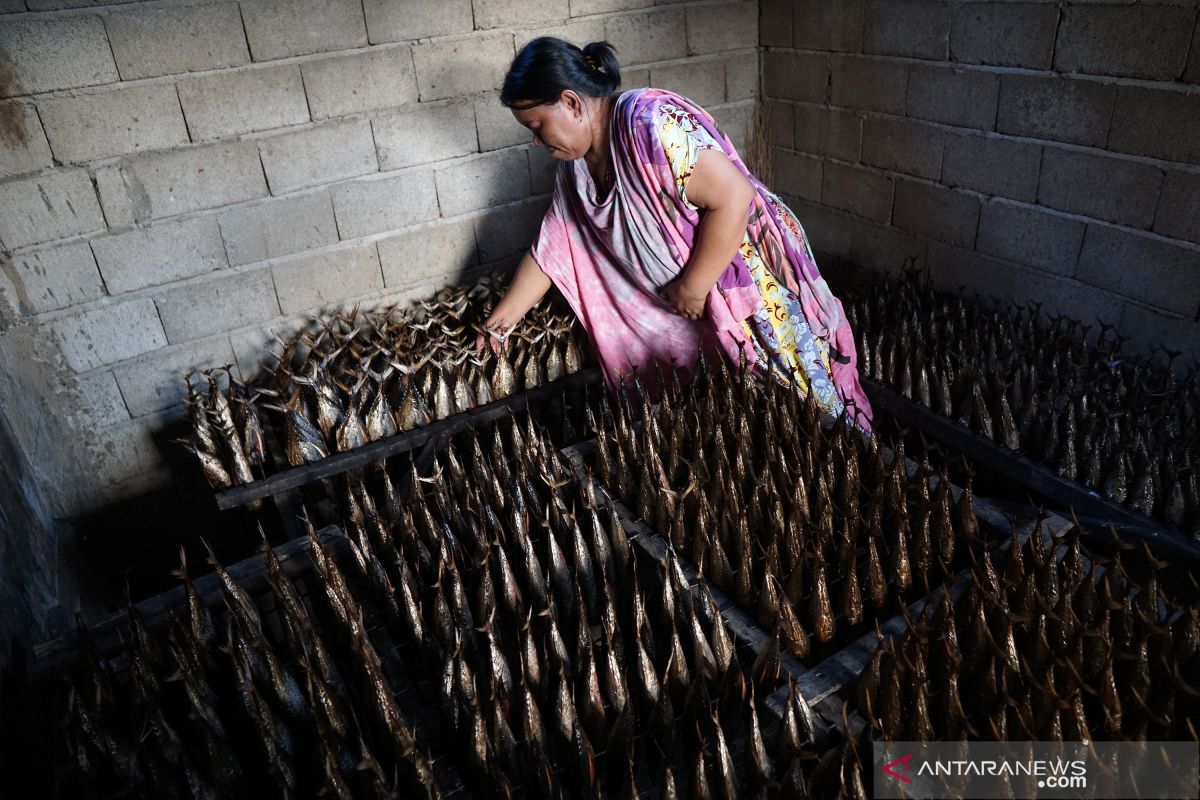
[661, 276, 708, 320]
[475, 316, 509, 355]
[473, 250, 554, 354]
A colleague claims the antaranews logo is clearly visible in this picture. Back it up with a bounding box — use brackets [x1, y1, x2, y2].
[881, 754, 914, 785]
[874, 741, 1200, 799]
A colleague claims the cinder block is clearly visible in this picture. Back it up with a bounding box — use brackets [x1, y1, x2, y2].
[766, 101, 793, 147]
[771, 148, 822, 202]
[240, 0, 367, 61]
[928, 241, 1124, 324]
[821, 161, 894, 223]
[272, 244, 383, 314]
[950, 2, 1057, 69]
[529, 147, 559, 195]
[156, 269, 280, 344]
[792, 0, 865, 53]
[302, 47, 418, 121]
[475, 0, 569, 30]
[1054, 5, 1193, 81]
[476, 92, 528, 152]
[363, 283, 444, 316]
[605, 9, 688, 65]
[413, 33, 514, 102]
[863, 0, 951, 60]
[1039, 147, 1162, 230]
[230, 320, 299, 379]
[759, 0, 791, 48]
[711, 101, 754, 153]
[332, 169, 439, 240]
[121, 141, 268, 221]
[1155, 170, 1200, 245]
[725, 57, 757, 101]
[38, 84, 189, 163]
[1119, 302, 1200, 363]
[364, 0, 474, 43]
[52, 298, 168, 373]
[792, 197, 928, 273]
[651, 59, 725, 107]
[0, 0, 25, 11]
[784, 198, 852, 260]
[996, 74, 1115, 148]
[374, 102, 478, 170]
[435, 149, 531, 217]
[104, 2, 249, 81]
[975, 199, 1084, 276]
[793, 103, 862, 162]
[218, 191, 339, 266]
[0, 16, 117, 96]
[621, 68, 651, 92]
[1185, 23, 1200, 84]
[891, 179, 980, 248]
[0, 100, 53, 178]
[178, 65, 309, 142]
[83, 412, 174, 503]
[763, 52, 829, 103]
[1108, 85, 1200, 165]
[94, 164, 136, 228]
[91, 216, 226, 294]
[0, 169, 104, 250]
[67, 370, 130, 429]
[861, 116, 943, 180]
[1076, 224, 1200, 317]
[687, 2, 757, 55]
[830, 55, 906, 114]
[474, 197, 551, 264]
[8, 240, 105, 314]
[113, 336, 237, 416]
[941, 132, 1040, 202]
[259, 120, 377, 195]
[378, 217, 477, 287]
[514, 17, 606, 51]
[570, 0, 654, 14]
[905, 63, 999, 130]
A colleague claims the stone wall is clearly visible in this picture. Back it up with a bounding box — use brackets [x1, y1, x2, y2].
[0, 0, 759, 525]
[762, 0, 1200, 357]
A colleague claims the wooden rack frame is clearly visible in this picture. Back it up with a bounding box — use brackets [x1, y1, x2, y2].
[862, 378, 1200, 561]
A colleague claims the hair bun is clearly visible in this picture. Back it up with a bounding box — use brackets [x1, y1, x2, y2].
[501, 37, 622, 107]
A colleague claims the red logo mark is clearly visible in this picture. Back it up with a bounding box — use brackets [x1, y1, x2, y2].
[883, 754, 914, 785]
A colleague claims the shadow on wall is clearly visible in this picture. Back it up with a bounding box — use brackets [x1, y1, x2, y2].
[64, 411, 267, 619]
[61, 207, 527, 616]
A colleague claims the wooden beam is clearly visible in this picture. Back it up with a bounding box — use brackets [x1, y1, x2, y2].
[214, 367, 602, 509]
[30, 526, 348, 683]
[862, 379, 1200, 559]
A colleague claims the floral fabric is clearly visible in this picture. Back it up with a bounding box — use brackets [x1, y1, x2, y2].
[530, 87, 871, 429]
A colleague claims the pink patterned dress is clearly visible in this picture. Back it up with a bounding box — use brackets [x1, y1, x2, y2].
[530, 87, 872, 429]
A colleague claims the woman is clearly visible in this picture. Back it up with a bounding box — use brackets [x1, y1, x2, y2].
[480, 37, 872, 429]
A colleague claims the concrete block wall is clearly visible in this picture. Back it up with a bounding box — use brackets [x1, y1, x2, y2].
[762, 0, 1200, 358]
[0, 0, 759, 523]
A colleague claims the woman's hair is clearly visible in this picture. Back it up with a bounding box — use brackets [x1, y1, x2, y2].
[500, 37, 622, 108]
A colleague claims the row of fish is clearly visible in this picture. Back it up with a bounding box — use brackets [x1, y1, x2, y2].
[328, 411, 871, 798]
[846, 270, 1200, 535]
[181, 275, 589, 489]
[65, 540, 444, 799]
[591, 354, 990, 662]
[64, 406, 878, 798]
[857, 519, 1199, 765]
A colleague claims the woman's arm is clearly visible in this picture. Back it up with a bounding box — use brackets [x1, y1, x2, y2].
[662, 148, 756, 320]
[476, 249, 554, 352]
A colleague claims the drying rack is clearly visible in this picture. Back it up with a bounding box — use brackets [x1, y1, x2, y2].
[29, 367, 1199, 798]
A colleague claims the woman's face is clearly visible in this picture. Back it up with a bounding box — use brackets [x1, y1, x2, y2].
[511, 91, 592, 160]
